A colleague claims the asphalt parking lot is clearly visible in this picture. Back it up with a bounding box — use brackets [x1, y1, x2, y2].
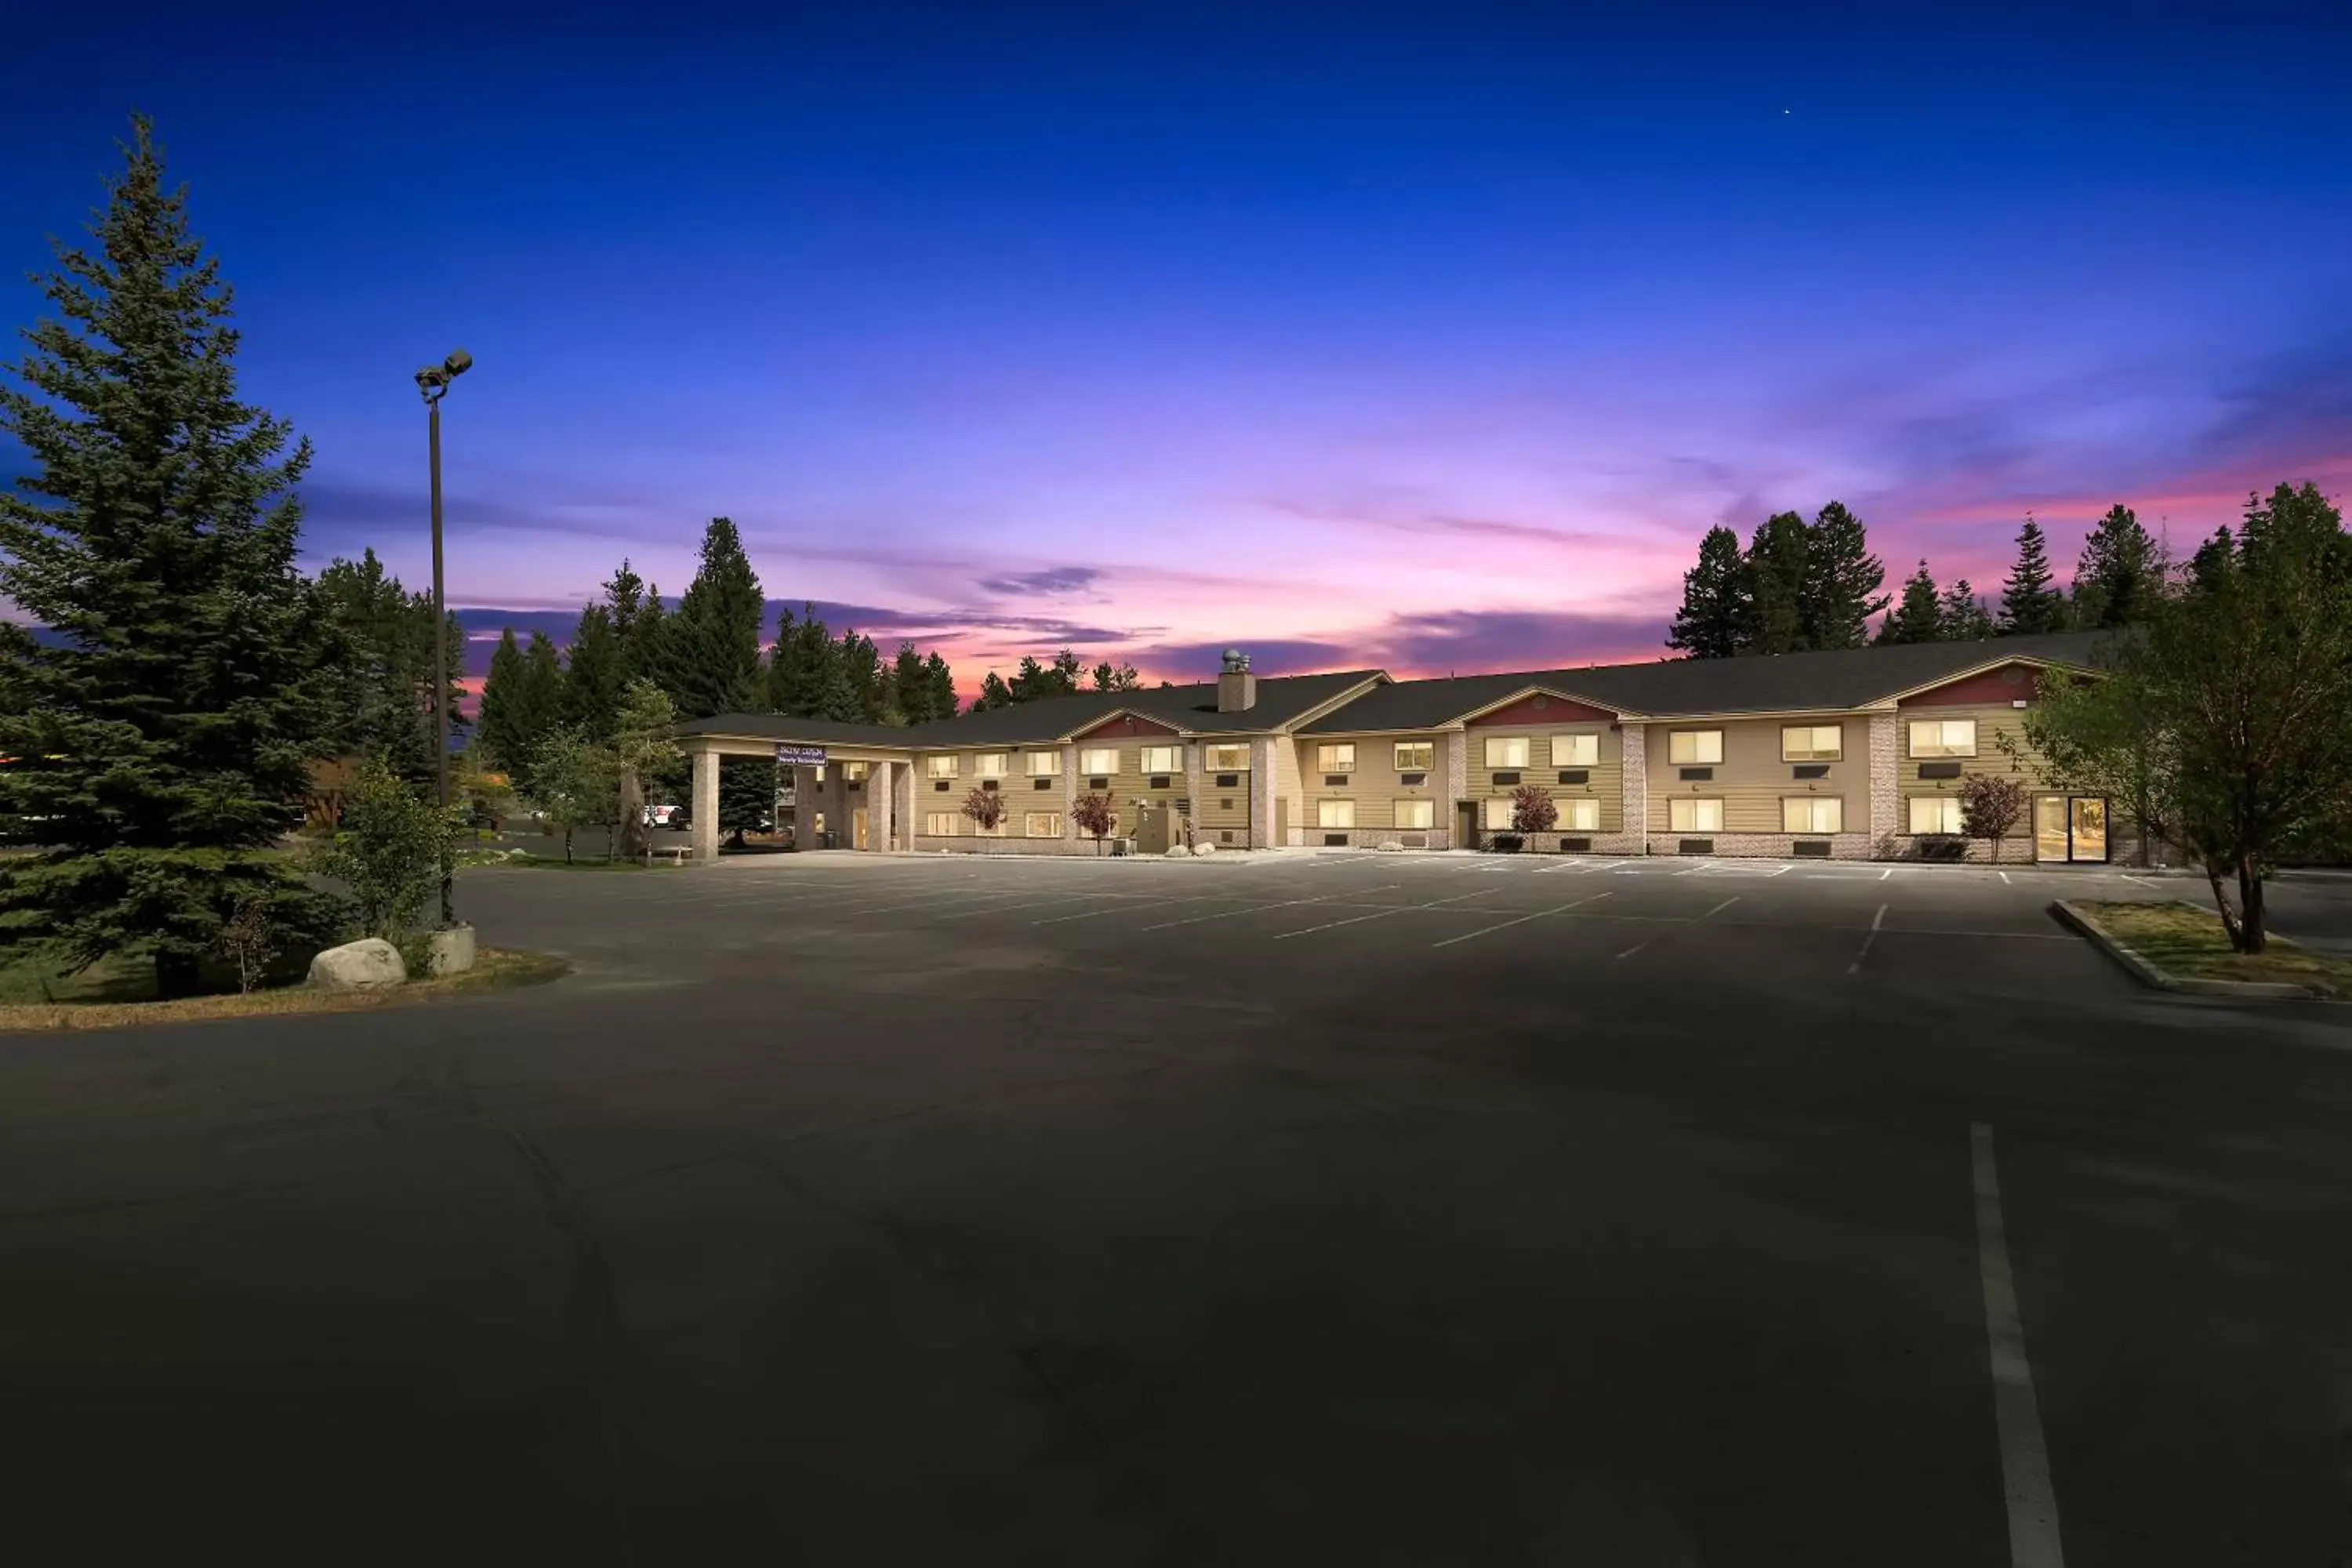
[2, 850, 2349, 1564]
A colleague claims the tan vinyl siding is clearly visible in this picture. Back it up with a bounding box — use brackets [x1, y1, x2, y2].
[1469, 724, 1621, 833]
[1072, 739, 1181, 826]
[1291, 731, 1450, 833]
[1895, 702, 2045, 836]
[1272, 735, 1305, 841]
[1197, 742, 1252, 837]
[1648, 717, 1863, 833]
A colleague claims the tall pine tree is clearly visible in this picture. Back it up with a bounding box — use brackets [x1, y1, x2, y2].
[0, 118, 340, 992]
[891, 641, 931, 724]
[2071, 504, 2161, 629]
[313, 547, 458, 784]
[663, 517, 764, 718]
[561, 602, 623, 742]
[1798, 501, 1888, 650]
[1665, 524, 1747, 659]
[1744, 511, 1812, 655]
[1877, 561, 1946, 644]
[1939, 579, 1994, 641]
[1998, 516, 2067, 634]
[924, 652, 957, 718]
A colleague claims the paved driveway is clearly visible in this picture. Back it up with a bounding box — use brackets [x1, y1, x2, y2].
[2, 851, 2347, 1563]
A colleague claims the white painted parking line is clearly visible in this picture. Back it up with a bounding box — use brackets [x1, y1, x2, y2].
[1141, 885, 1401, 931]
[1848, 903, 1889, 974]
[1880, 866, 1894, 881]
[1970, 1123, 2067, 1567]
[1431, 891, 1613, 949]
[1615, 895, 1738, 960]
[1272, 888, 1494, 940]
[824, 886, 1038, 917]
[927, 891, 1127, 921]
[2119, 873, 2161, 888]
[1029, 892, 1240, 927]
[1999, 871, 2012, 885]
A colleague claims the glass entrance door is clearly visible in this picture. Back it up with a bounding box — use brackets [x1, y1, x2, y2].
[2034, 795, 2108, 862]
[852, 808, 869, 850]
[2069, 797, 2107, 861]
[2034, 797, 2069, 862]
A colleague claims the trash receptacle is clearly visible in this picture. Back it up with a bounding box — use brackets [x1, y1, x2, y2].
[820, 829, 837, 850]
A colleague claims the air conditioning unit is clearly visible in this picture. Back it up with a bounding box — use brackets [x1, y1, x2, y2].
[1110, 837, 1134, 856]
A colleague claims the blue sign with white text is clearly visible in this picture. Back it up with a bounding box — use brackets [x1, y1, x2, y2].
[775, 745, 827, 767]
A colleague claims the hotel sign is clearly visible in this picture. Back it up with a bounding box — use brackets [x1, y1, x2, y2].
[775, 745, 827, 767]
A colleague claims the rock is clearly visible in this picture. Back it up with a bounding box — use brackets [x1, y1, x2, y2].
[1192, 841, 1216, 857]
[423, 925, 477, 978]
[1164, 844, 1192, 858]
[1377, 840, 1404, 852]
[307, 938, 407, 991]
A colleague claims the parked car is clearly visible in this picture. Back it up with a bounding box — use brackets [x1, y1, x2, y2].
[643, 803, 681, 828]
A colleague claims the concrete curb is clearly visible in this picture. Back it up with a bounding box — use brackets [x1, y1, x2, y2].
[2050, 899, 2324, 1001]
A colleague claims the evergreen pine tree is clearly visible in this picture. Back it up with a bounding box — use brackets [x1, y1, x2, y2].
[1998, 516, 2066, 634]
[1938, 579, 1994, 641]
[837, 628, 884, 720]
[1743, 511, 1811, 655]
[1665, 524, 1748, 659]
[602, 557, 647, 668]
[972, 671, 1015, 711]
[561, 602, 623, 742]
[0, 118, 341, 992]
[663, 517, 764, 718]
[1878, 561, 1946, 644]
[475, 630, 528, 776]
[924, 652, 956, 718]
[763, 604, 833, 716]
[314, 548, 452, 784]
[891, 641, 931, 723]
[516, 632, 564, 756]
[2071, 504, 2161, 629]
[1798, 501, 1888, 650]
[622, 580, 667, 687]
[2187, 526, 2235, 595]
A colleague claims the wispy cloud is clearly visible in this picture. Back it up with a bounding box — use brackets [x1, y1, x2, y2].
[975, 565, 1103, 596]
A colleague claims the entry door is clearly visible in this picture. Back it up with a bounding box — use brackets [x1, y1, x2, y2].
[2034, 795, 2108, 862]
[852, 808, 869, 850]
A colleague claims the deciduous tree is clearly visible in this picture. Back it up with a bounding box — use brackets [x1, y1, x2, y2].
[1509, 784, 1559, 834]
[523, 724, 618, 865]
[308, 753, 462, 942]
[962, 785, 1007, 849]
[1955, 772, 2027, 864]
[1070, 791, 1117, 854]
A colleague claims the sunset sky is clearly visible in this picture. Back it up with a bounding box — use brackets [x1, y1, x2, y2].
[5, 2, 2349, 695]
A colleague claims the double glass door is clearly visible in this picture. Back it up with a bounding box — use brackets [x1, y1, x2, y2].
[2034, 795, 2108, 862]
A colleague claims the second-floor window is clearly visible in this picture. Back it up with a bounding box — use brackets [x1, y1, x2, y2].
[1669, 730, 1723, 765]
[1317, 743, 1356, 772]
[1142, 745, 1181, 774]
[1080, 746, 1120, 775]
[1483, 736, 1529, 768]
[1907, 719, 1978, 758]
[1394, 741, 1435, 771]
[925, 755, 958, 779]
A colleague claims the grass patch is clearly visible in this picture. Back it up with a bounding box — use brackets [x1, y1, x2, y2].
[457, 848, 664, 870]
[0, 946, 569, 1033]
[2082, 900, 2352, 996]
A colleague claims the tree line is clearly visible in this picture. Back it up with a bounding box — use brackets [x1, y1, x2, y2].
[1667, 500, 2170, 657]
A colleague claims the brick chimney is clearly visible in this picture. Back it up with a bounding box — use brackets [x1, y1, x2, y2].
[1217, 648, 1256, 712]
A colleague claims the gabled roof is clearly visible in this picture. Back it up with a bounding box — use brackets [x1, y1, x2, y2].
[1298, 631, 2117, 732]
[677, 669, 1385, 747]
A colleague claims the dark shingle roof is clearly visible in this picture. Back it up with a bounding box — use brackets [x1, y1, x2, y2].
[676, 669, 1382, 746]
[1299, 631, 2118, 732]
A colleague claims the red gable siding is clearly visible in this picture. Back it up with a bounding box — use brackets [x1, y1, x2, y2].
[1073, 711, 1181, 740]
[1898, 662, 2048, 708]
[1467, 691, 1617, 727]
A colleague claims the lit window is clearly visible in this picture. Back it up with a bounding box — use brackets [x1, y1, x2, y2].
[924, 812, 958, 836]
[1551, 733, 1599, 767]
[1393, 798, 1434, 829]
[1907, 719, 1978, 758]
[1783, 797, 1843, 833]
[1562, 797, 1599, 831]
[1483, 736, 1530, 768]
[1025, 750, 1060, 776]
[1780, 725, 1842, 762]
[1317, 798, 1355, 829]
[1142, 745, 1181, 774]
[842, 761, 870, 782]
[1394, 742, 1435, 771]
[1206, 744, 1250, 771]
[1317, 743, 1356, 772]
[1669, 731, 1723, 765]
[974, 752, 1008, 777]
[1669, 797, 1723, 832]
[1024, 811, 1064, 837]
[1481, 796, 1515, 829]
[925, 755, 959, 779]
[1080, 746, 1119, 775]
[1909, 796, 1964, 834]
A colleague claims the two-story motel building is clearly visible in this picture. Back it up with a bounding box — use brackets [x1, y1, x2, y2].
[676, 632, 2129, 866]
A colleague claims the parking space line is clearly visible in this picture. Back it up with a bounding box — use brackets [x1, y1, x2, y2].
[1431, 891, 1613, 949]
[1880, 866, 1894, 881]
[1999, 871, 2012, 885]
[1272, 888, 1494, 940]
[1029, 892, 1240, 926]
[1970, 1123, 2066, 1567]
[2119, 873, 2161, 888]
[1614, 895, 1737, 960]
[927, 891, 1127, 920]
[823, 886, 1039, 917]
[1848, 903, 1889, 974]
[1141, 885, 1401, 931]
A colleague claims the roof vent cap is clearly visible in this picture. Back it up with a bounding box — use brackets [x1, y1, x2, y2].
[1220, 648, 1250, 673]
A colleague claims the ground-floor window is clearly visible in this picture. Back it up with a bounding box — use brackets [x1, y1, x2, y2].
[1393, 798, 1434, 829]
[1782, 797, 1842, 833]
[1908, 795, 1962, 835]
[1669, 797, 1723, 833]
[1561, 797, 1600, 831]
[1481, 796, 1515, 829]
[924, 812, 958, 836]
[1317, 798, 1355, 829]
[1025, 811, 1063, 837]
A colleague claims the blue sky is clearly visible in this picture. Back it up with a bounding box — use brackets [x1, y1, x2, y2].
[5, 1, 2349, 689]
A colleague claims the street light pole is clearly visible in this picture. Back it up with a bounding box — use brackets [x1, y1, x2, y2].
[415, 348, 473, 929]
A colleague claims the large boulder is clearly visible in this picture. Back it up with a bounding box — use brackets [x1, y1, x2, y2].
[1163, 844, 1192, 858]
[307, 938, 407, 991]
[1192, 841, 1216, 857]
